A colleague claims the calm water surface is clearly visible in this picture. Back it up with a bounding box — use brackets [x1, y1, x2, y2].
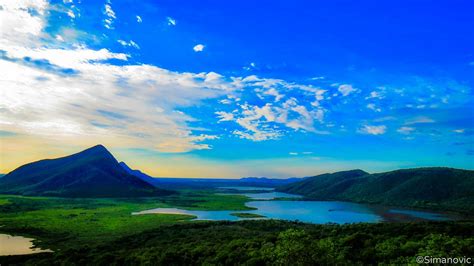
[219, 191, 301, 200]
[0, 234, 52, 256]
[218, 186, 274, 191]
[133, 186, 455, 224]
[387, 209, 452, 221]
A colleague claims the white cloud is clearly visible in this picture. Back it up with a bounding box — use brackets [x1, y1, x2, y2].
[0, 52, 237, 152]
[223, 95, 327, 141]
[453, 129, 465, 133]
[193, 44, 205, 52]
[233, 129, 281, 142]
[311, 89, 326, 107]
[243, 62, 257, 71]
[338, 84, 356, 96]
[55, 35, 64, 42]
[397, 126, 415, 134]
[264, 88, 284, 102]
[2, 46, 128, 68]
[0, 0, 48, 47]
[117, 39, 140, 49]
[365, 90, 384, 99]
[209, 77, 331, 141]
[67, 10, 75, 18]
[289, 152, 298, 155]
[404, 116, 435, 125]
[219, 99, 232, 104]
[225, 103, 283, 141]
[167, 17, 176, 26]
[359, 125, 387, 135]
[374, 116, 397, 122]
[366, 103, 381, 112]
[136, 15, 142, 23]
[215, 111, 234, 122]
[103, 3, 116, 29]
[0, 1, 242, 155]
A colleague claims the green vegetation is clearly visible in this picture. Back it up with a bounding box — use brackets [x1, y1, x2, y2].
[0, 198, 9, 205]
[162, 191, 253, 211]
[1, 183, 473, 265]
[230, 212, 266, 218]
[0, 192, 250, 250]
[1, 220, 473, 265]
[278, 167, 474, 214]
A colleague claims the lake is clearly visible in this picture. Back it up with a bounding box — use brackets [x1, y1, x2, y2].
[133, 186, 455, 224]
[218, 186, 275, 191]
[0, 234, 52, 256]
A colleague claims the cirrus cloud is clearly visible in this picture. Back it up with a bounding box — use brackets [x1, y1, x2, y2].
[358, 125, 387, 135]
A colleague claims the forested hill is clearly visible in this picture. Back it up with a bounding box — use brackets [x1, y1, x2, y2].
[277, 167, 474, 213]
[0, 145, 174, 197]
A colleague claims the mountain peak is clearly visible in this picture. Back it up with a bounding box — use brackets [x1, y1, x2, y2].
[0, 145, 173, 197]
[74, 144, 115, 160]
[83, 144, 109, 153]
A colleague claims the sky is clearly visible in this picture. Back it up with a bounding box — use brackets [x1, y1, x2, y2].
[0, 0, 473, 178]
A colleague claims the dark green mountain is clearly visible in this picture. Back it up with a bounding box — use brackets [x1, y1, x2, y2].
[0, 145, 174, 197]
[278, 169, 368, 198]
[278, 167, 474, 213]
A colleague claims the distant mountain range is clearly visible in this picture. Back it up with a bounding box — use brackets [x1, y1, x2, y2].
[119, 162, 301, 189]
[0, 145, 173, 197]
[277, 168, 474, 213]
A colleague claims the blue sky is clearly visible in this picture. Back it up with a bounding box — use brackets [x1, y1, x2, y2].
[0, 0, 473, 177]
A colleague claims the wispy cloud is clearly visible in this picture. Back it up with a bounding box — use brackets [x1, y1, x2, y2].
[67, 9, 75, 18]
[366, 103, 381, 112]
[103, 2, 116, 29]
[117, 39, 140, 49]
[167, 17, 176, 26]
[404, 117, 435, 125]
[215, 111, 234, 122]
[359, 125, 387, 135]
[338, 84, 356, 96]
[397, 126, 415, 134]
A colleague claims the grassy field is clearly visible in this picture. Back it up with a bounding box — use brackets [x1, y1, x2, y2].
[0, 191, 251, 250]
